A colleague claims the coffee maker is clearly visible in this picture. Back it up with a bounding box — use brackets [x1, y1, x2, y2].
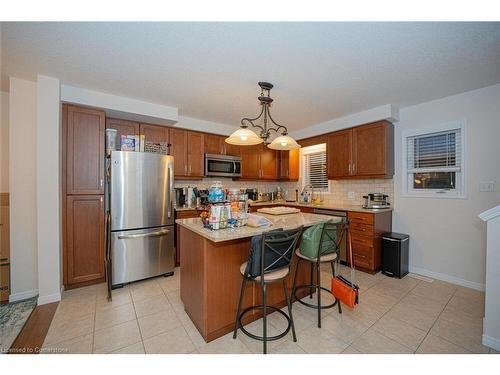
[174, 188, 187, 208]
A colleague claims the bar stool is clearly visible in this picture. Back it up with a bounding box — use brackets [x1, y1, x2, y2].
[291, 220, 348, 328]
[233, 226, 303, 354]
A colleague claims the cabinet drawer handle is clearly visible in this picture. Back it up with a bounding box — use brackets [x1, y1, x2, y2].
[354, 254, 366, 259]
[118, 229, 170, 239]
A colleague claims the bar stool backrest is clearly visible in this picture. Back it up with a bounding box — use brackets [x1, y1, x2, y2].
[316, 219, 349, 260]
[244, 226, 303, 280]
[260, 226, 303, 281]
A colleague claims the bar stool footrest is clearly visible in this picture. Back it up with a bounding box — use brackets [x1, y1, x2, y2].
[237, 305, 291, 342]
[294, 284, 338, 309]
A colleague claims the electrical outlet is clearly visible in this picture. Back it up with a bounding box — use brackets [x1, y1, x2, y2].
[479, 181, 495, 192]
[347, 191, 355, 200]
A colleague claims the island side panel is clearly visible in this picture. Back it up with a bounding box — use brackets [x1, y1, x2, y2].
[180, 226, 207, 336]
[204, 237, 257, 341]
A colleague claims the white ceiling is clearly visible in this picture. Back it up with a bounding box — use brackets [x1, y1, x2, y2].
[2, 22, 500, 130]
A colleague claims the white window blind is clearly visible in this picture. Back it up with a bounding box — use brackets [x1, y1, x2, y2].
[407, 129, 461, 173]
[304, 151, 328, 190]
[403, 122, 466, 198]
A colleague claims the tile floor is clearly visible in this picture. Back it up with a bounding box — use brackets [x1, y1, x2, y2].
[41, 265, 497, 354]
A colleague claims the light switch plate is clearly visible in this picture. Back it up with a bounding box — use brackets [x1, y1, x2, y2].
[479, 181, 495, 192]
[347, 191, 355, 200]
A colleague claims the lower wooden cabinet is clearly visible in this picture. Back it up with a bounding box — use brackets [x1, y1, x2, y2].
[347, 210, 392, 273]
[65, 195, 105, 287]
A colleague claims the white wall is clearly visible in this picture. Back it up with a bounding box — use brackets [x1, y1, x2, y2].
[36, 75, 62, 305]
[176, 115, 236, 136]
[0, 91, 8, 193]
[393, 83, 500, 290]
[9, 77, 38, 301]
[61, 83, 178, 125]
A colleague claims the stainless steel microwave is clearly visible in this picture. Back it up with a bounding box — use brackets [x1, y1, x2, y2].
[204, 154, 241, 177]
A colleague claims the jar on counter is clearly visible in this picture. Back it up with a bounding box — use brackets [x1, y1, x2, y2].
[208, 181, 225, 203]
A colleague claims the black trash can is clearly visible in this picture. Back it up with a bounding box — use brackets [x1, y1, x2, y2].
[382, 232, 409, 278]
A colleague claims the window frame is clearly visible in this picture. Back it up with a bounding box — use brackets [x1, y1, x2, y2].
[300, 143, 330, 193]
[402, 120, 467, 199]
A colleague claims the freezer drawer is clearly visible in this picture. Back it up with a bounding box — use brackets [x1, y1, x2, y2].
[111, 226, 174, 286]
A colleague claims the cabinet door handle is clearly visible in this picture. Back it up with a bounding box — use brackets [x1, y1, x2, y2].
[353, 163, 356, 174]
[100, 179, 103, 187]
[184, 165, 187, 174]
[348, 164, 352, 175]
[189, 165, 192, 174]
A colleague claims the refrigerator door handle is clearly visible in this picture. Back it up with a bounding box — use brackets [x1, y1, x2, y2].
[168, 164, 173, 219]
[118, 229, 170, 240]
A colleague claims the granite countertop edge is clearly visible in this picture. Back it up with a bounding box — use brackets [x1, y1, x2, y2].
[176, 212, 340, 243]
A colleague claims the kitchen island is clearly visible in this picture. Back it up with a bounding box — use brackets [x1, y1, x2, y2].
[176, 212, 339, 342]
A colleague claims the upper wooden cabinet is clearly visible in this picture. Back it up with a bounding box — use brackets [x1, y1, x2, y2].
[65, 195, 105, 286]
[279, 149, 300, 181]
[327, 121, 394, 179]
[204, 134, 240, 156]
[170, 128, 188, 177]
[260, 146, 278, 180]
[140, 123, 170, 146]
[353, 122, 394, 177]
[106, 118, 139, 150]
[65, 105, 105, 195]
[241, 144, 277, 180]
[204, 134, 226, 155]
[170, 129, 204, 178]
[327, 129, 352, 179]
[187, 131, 205, 178]
[241, 144, 261, 179]
[225, 143, 241, 157]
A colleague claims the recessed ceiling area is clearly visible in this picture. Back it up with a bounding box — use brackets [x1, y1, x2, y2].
[2, 22, 500, 130]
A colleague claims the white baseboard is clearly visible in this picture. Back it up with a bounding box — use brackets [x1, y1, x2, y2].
[409, 266, 485, 291]
[482, 334, 500, 351]
[9, 289, 39, 303]
[37, 292, 61, 305]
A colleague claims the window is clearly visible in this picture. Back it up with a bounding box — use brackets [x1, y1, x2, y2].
[403, 121, 466, 198]
[301, 144, 329, 191]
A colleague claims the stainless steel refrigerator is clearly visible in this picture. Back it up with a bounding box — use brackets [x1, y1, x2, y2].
[108, 151, 175, 287]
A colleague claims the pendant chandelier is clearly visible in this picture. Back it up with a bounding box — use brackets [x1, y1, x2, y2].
[225, 82, 301, 150]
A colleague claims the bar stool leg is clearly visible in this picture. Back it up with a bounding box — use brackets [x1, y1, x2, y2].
[291, 257, 301, 304]
[262, 283, 268, 354]
[309, 263, 314, 299]
[283, 279, 297, 342]
[316, 261, 321, 328]
[233, 278, 247, 339]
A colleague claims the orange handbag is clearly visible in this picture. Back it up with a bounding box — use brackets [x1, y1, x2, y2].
[331, 225, 359, 309]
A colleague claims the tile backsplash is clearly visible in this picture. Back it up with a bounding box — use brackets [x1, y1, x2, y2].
[174, 178, 394, 206]
[322, 179, 394, 206]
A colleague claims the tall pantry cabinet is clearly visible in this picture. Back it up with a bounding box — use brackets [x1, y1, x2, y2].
[62, 104, 106, 289]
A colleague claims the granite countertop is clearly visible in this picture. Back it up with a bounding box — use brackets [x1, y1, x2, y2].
[176, 212, 340, 242]
[248, 200, 392, 213]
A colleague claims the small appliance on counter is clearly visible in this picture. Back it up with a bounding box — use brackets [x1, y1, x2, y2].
[174, 187, 187, 208]
[246, 188, 258, 201]
[362, 193, 390, 209]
